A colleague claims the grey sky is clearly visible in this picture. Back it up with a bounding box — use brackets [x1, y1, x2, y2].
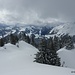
[0, 0, 75, 24]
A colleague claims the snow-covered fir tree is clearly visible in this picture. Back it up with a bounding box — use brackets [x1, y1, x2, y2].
[35, 37, 61, 66]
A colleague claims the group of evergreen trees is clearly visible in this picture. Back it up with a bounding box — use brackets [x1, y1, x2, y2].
[59, 34, 74, 50]
[0, 31, 35, 47]
[34, 34, 75, 66]
[35, 36, 61, 66]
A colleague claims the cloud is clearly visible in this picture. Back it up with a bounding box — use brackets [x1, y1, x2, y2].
[0, 0, 75, 24]
[0, 9, 40, 24]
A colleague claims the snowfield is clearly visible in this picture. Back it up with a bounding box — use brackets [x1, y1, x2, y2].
[58, 47, 75, 69]
[0, 41, 75, 75]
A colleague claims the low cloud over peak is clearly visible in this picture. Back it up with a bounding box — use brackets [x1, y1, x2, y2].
[0, 0, 75, 25]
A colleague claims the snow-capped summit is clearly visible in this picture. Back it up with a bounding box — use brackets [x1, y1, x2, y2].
[50, 22, 75, 36]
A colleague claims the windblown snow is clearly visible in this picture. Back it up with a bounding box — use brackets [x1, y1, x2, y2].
[0, 41, 74, 75]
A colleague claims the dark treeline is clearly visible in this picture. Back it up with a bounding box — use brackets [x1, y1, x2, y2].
[0, 31, 30, 47]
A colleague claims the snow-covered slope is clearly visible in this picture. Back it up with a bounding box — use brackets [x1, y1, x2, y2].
[58, 47, 75, 69]
[0, 41, 74, 75]
[50, 22, 75, 36]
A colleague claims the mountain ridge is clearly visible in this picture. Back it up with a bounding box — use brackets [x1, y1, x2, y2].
[50, 22, 75, 36]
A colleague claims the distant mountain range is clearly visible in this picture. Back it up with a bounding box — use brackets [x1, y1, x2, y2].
[0, 22, 75, 38]
[0, 22, 63, 38]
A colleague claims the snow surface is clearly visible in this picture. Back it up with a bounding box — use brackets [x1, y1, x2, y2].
[50, 22, 75, 36]
[0, 41, 75, 75]
[58, 47, 75, 69]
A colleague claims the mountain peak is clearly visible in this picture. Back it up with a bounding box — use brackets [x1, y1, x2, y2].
[50, 22, 75, 36]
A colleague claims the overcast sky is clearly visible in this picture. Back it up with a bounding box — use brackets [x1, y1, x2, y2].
[0, 0, 75, 24]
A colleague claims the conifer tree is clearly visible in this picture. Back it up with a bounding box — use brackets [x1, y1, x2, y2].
[30, 34, 35, 46]
[39, 37, 47, 51]
[47, 37, 54, 50]
[66, 36, 74, 50]
[26, 35, 30, 44]
[35, 48, 61, 66]
[35, 37, 61, 66]
[10, 34, 18, 45]
[53, 36, 60, 51]
[0, 38, 4, 47]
